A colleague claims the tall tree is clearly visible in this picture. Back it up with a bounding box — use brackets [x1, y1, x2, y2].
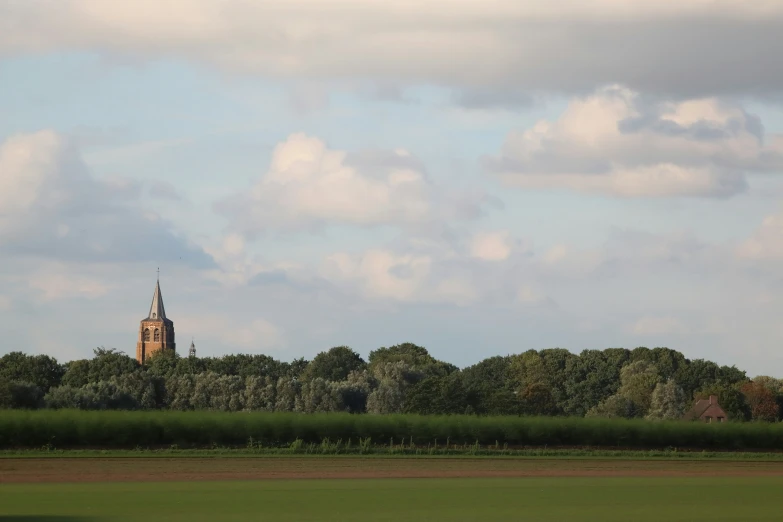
[301, 346, 366, 382]
[646, 379, 688, 420]
[0, 352, 64, 391]
[740, 381, 780, 422]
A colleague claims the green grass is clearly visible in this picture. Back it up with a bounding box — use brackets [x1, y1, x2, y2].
[4, 409, 783, 451]
[2, 478, 783, 521]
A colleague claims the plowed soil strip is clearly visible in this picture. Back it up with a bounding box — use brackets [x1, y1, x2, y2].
[3, 457, 783, 483]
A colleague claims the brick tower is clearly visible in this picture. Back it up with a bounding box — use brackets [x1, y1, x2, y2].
[135, 275, 176, 364]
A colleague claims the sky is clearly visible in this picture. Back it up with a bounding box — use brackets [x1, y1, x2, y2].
[2, 0, 783, 376]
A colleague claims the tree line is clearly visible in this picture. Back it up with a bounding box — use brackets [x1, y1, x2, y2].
[1, 344, 782, 422]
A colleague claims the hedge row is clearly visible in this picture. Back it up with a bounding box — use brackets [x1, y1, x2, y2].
[2, 410, 783, 450]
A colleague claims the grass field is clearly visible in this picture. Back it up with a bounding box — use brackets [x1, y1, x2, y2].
[2, 457, 783, 521]
[0, 454, 783, 522]
[2, 476, 783, 521]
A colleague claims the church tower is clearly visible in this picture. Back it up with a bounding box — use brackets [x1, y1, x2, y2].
[135, 276, 176, 364]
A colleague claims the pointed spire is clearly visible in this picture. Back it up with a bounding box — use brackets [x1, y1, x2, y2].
[189, 337, 196, 357]
[148, 278, 167, 321]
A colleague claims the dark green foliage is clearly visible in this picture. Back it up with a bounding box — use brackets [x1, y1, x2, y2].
[562, 349, 629, 416]
[369, 343, 436, 368]
[0, 344, 768, 421]
[201, 353, 294, 380]
[301, 346, 366, 382]
[0, 380, 44, 409]
[4, 410, 783, 451]
[460, 356, 518, 415]
[675, 359, 747, 400]
[630, 347, 688, 381]
[404, 373, 468, 415]
[61, 348, 139, 388]
[60, 360, 91, 388]
[519, 383, 558, 416]
[0, 352, 64, 392]
[145, 349, 180, 379]
[45, 372, 165, 411]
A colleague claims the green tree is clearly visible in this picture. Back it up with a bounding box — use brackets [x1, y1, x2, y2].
[145, 349, 180, 379]
[0, 352, 64, 391]
[274, 377, 300, 412]
[630, 347, 688, 381]
[519, 382, 558, 416]
[301, 346, 366, 382]
[460, 356, 517, 415]
[617, 360, 660, 414]
[366, 361, 422, 414]
[585, 395, 639, 418]
[61, 359, 91, 387]
[244, 375, 277, 411]
[404, 373, 467, 415]
[44, 385, 101, 410]
[190, 372, 245, 411]
[562, 348, 630, 416]
[87, 348, 139, 382]
[296, 377, 343, 413]
[333, 370, 375, 414]
[0, 379, 44, 409]
[368, 343, 455, 377]
[646, 379, 688, 420]
[587, 360, 660, 418]
[174, 355, 208, 377]
[165, 374, 196, 410]
[740, 381, 780, 422]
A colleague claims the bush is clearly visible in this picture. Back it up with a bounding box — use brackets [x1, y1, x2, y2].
[0, 380, 44, 410]
[2, 410, 783, 450]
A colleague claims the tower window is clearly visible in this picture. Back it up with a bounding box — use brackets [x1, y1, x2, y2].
[154, 329, 160, 342]
[143, 329, 151, 342]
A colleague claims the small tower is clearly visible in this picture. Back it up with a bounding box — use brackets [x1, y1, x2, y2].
[189, 338, 196, 358]
[135, 273, 176, 364]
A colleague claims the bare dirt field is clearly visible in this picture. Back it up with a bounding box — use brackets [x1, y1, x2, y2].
[2, 457, 783, 483]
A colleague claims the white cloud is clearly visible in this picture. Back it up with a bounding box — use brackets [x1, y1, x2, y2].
[0, 131, 79, 233]
[737, 211, 783, 260]
[470, 231, 512, 261]
[516, 285, 546, 304]
[2, 1, 782, 98]
[220, 133, 430, 234]
[28, 269, 112, 302]
[485, 85, 783, 198]
[0, 130, 214, 266]
[323, 249, 434, 302]
[176, 315, 284, 352]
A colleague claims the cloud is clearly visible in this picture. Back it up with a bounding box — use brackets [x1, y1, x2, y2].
[147, 180, 183, 201]
[176, 315, 285, 352]
[485, 85, 783, 198]
[737, 211, 783, 260]
[0, 130, 214, 266]
[323, 249, 435, 302]
[470, 231, 512, 261]
[320, 231, 534, 306]
[3, 1, 783, 98]
[629, 316, 689, 335]
[28, 266, 112, 301]
[218, 133, 433, 234]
